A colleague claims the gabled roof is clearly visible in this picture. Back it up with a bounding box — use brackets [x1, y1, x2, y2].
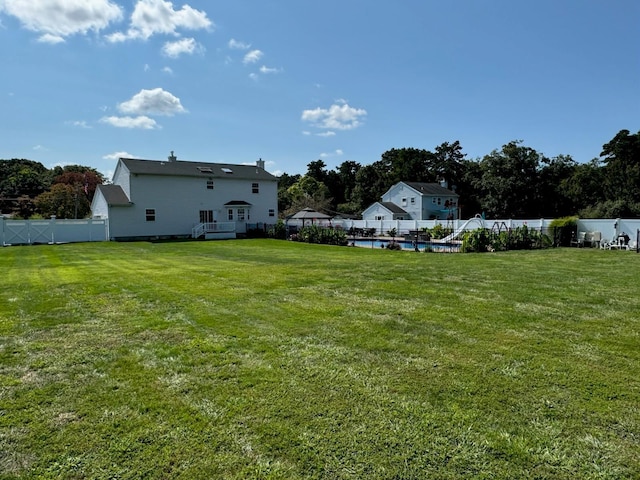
[402, 182, 458, 196]
[224, 200, 252, 206]
[379, 202, 408, 214]
[119, 158, 277, 181]
[97, 184, 130, 206]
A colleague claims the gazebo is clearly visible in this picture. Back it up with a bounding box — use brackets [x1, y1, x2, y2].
[290, 207, 331, 227]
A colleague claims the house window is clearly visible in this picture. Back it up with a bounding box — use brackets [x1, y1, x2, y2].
[252, 183, 259, 194]
[238, 208, 245, 221]
[432, 197, 437, 204]
[375, 215, 385, 220]
[410, 197, 415, 205]
[199, 210, 213, 223]
[228, 209, 233, 221]
[268, 209, 275, 217]
[401, 197, 407, 206]
[206, 179, 214, 190]
[437, 197, 442, 205]
[145, 209, 155, 222]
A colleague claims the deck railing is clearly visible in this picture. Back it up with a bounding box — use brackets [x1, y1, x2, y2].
[192, 222, 236, 238]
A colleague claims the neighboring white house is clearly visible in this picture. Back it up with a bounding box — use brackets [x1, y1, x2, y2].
[91, 153, 278, 240]
[362, 181, 460, 221]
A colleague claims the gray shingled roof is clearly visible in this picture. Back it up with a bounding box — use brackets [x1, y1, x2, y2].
[380, 202, 408, 214]
[120, 158, 277, 181]
[97, 184, 131, 206]
[403, 182, 458, 196]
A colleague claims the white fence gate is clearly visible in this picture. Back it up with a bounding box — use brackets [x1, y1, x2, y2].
[1, 218, 108, 246]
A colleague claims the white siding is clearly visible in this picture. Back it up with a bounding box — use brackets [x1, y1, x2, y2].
[112, 162, 131, 199]
[108, 173, 277, 239]
[90, 189, 109, 219]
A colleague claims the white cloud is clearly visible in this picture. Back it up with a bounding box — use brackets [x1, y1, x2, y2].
[100, 115, 159, 129]
[259, 65, 281, 74]
[243, 49, 263, 64]
[162, 66, 173, 74]
[103, 151, 139, 160]
[301, 103, 367, 131]
[106, 0, 212, 42]
[316, 131, 336, 137]
[33, 144, 48, 151]
[0, 0, 123, 42]
[117, 88, 186, 116]
[228, 38, 250, 50]
[37, 33, 65, 44]
[68, 120, 91, 129]
[319, 149, 344, 158]
[162, 37, 202, 58]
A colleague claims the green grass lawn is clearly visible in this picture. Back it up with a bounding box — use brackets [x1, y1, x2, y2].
[1, 240, 638, 479]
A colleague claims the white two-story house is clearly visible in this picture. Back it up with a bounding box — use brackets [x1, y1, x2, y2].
[362, 181, 459, 221]
[91, 153, 278, 240]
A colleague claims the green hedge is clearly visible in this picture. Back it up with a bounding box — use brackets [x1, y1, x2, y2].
[461, 226, 551, 252]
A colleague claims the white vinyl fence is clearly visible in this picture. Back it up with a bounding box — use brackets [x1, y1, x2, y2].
[287, 217, 640, 244]
[288, 217, 554, 239]
[1, 217, 108, 246]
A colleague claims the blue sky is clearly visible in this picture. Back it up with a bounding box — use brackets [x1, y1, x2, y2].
[1, 0, 638, 179]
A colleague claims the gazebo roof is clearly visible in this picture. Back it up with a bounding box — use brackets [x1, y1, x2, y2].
[290, 207, 331, 220]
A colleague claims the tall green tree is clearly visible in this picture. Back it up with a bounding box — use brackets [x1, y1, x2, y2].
[352, 163, 389, 212]
[277, 173, 301, 215]
[430, 141, 466, 188]
[34, 183, 90, 219]
[0, 159, 51, 199]
[474, 141, 541, 218]
[284, 175, 331, 217]
[379, 148, 433, 184]
[333, 160, 362, 214]
[600, 129, 640, 204]
[538, 154, 578, 217]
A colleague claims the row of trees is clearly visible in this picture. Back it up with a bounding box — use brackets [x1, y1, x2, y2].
[0, 160, 104, 219]
[2, 129, 638, 220]
[280, 129, 640, 219]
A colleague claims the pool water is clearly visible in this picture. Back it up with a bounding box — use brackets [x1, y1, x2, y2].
[352, 239, 460, 252]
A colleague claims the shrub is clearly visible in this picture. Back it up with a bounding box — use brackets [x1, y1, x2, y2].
[292, 225, 348, 246]
[423, 224, 452, 240]
[267, 219, 286, 240]
[549, 216, 577, 247]
[462, 227, 550, 253]
[386, 241, 402, 250]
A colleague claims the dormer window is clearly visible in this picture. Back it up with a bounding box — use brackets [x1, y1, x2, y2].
[197, 167, 213, 173]
[221, 167, 233, 174]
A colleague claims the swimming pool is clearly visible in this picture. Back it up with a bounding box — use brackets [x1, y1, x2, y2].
[352, 239, 461, 252]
